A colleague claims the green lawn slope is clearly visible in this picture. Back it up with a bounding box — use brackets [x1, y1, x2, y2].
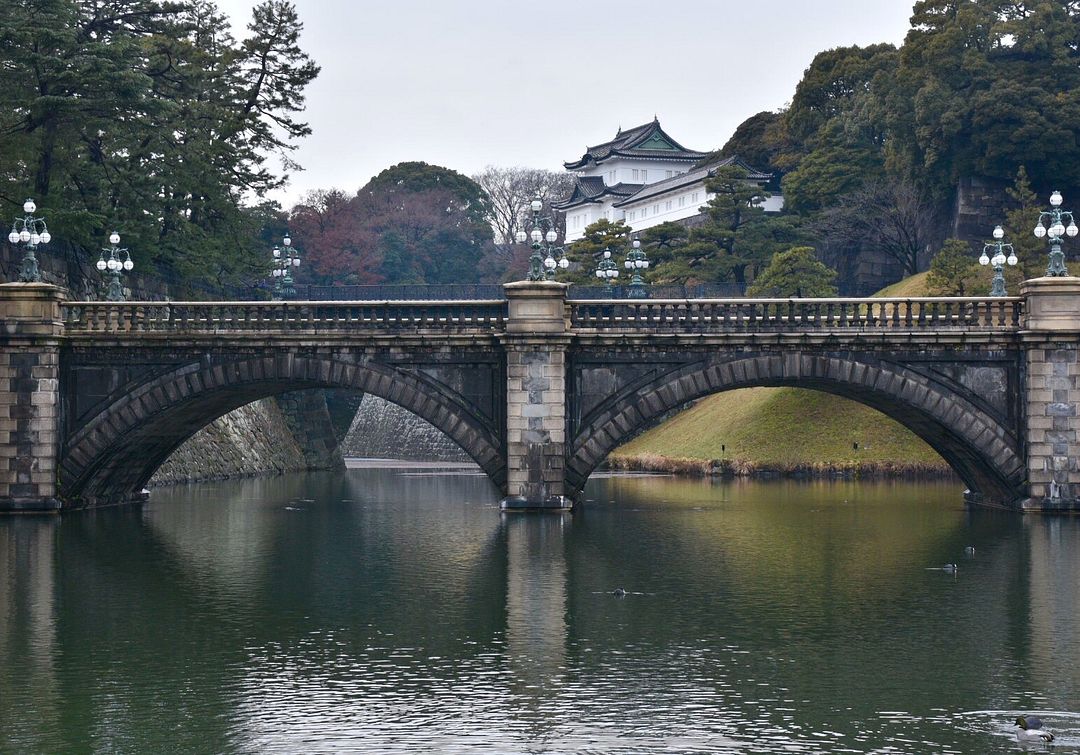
[608, 272, 952, 478]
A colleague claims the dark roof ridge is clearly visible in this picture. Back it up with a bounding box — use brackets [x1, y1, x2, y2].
[563, 119, 705, 170]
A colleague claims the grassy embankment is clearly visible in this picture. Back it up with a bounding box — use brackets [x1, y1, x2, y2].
[608, 272, 954, 479]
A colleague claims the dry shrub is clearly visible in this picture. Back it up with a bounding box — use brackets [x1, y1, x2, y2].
[606, 453, 953, 480]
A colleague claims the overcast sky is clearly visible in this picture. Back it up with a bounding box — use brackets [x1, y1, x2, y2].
[215, 0, 915, 207]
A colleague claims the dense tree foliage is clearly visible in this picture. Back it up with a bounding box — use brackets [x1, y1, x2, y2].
[698, 111, 784, 174]
[926, 238, 981, 295]
[564, 218, 631, 284]
[882, 0, 1080, 199]
[694, 4, 1080, 290]
[0, 0, 319, 287]
[746, 246, 837, 297]
[288, 162, 499, 286]
[643, 166, 806, 286]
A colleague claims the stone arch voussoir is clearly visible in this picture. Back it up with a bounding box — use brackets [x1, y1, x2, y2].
[62, 355, 505, 507]
[566, 352, 1024, 504]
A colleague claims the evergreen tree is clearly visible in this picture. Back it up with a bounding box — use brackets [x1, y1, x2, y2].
[926, 239, 982, 296]
[881, 0, 1080, 199]
[651, 165, 769, 285]
[0, 0, 320, 289]
[746, 247, 837, 297]
[1004, 166, 1046, 279]
[696, 111, 784, 174]
[565, 218, 631, 284]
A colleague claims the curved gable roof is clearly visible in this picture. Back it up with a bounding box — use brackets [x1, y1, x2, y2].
[551, 177, 645, 210]
[564, 118, 708, 170]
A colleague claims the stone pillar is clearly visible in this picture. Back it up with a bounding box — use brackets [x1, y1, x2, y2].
[0, 284, 66, 512]
[1021, 277, 1080, 511]
[500, 281, 572, 511]
[276, 389, 346, 472]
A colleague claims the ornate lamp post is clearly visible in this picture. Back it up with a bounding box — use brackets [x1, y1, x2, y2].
[594, 248, 619, 293]
[270, 234, 300, 299]
[7, 198, 51, 282]
[95, 231, 134, 301]
[979, 225, 1017, 297]
[1033, 190, 1078, 276]
[516, 197, 568, 281]
[623, 239, 650, 298]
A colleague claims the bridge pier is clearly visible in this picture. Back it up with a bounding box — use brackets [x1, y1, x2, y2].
[1021, 277, 1080, 511]
[0, 284, 65, 512]
[499, 282, 573, 511]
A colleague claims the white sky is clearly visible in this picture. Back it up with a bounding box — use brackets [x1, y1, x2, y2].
[215, 0, 914, 207]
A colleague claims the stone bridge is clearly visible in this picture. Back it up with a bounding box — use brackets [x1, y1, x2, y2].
[2, 278, 1079, 513]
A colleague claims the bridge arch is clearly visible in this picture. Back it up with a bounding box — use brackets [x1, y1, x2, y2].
[566, 352, 1025, 505]
[61, 355, 505, 508]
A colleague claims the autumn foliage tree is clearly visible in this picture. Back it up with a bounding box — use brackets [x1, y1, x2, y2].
[289, 162, 499, 286]
[288, 189, 382, 284]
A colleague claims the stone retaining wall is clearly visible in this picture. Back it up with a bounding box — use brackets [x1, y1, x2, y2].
[340, 395, 470, 462]
[149, 398, 308, 486]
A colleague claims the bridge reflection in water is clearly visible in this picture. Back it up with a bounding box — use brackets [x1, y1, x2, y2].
[2, 277, 1080, 512]
[1, 470, 1080, 751]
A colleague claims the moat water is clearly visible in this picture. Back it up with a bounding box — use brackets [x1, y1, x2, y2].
[2, 468, 1079, 753]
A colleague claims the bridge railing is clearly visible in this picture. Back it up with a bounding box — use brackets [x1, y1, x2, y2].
[60, 300, 508, 334]
[570, 297, 1023, 332]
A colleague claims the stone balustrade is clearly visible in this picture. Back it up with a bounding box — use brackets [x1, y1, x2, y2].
[56, 296, 1025, 337]
[60, 300, 509, 334]
[570, 297, 1022, 332]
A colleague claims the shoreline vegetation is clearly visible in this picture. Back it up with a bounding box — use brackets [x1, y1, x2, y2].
[606, 273, 957, 482]
[606, 453, 955, 481]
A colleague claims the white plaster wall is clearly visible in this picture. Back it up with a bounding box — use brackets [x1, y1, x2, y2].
[622, 186, 713, 232]
[580, 158, 692, 187]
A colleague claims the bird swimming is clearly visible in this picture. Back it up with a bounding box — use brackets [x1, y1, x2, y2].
[1015, 715, 1054, 743]
[611, 587, 627, 597]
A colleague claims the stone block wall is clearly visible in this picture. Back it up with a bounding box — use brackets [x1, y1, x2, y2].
[149, 398, 308, 486]
[276, 390, 346, 471]
[505, 342, 567, 503]
[0, 284, 64, 511]
[1025, 343, 1080, 506]
[339, 395, 469, 462]
[0, 347, 60, 507]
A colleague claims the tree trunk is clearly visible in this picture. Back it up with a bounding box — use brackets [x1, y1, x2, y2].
[34, 120, 59, 200]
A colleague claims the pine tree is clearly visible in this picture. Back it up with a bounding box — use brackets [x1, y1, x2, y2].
[747, 247, 837, 297]
[926, 239, 982, 296]
[565, 219, 631, 284]
[1004, 166, 1047, 279]
[0, 0, 320, 290]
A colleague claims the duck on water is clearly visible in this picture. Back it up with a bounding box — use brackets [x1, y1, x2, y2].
[1015, 715, 1054, 743]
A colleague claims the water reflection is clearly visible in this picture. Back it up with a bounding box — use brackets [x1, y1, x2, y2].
[0, 470, 1078, 753]
[504, 512, 569, 721]
[0, 517, 58, 748]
